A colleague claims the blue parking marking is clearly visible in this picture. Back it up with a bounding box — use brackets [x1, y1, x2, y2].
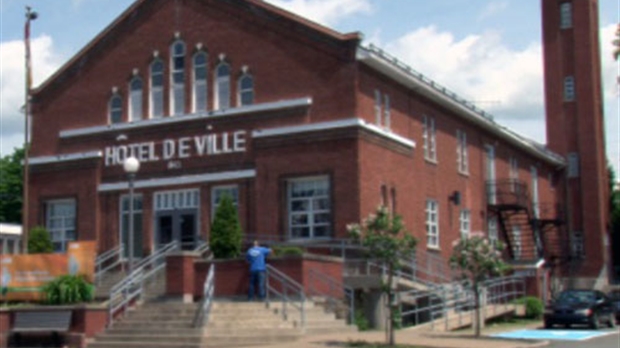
[491, 329, 616, 341]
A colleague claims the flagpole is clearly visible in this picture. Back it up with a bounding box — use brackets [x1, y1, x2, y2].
[22, 6, 37, 254]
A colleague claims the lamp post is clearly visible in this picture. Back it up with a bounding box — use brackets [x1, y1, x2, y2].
[22, 6, 37, 254]
[123, 156, 140, 274]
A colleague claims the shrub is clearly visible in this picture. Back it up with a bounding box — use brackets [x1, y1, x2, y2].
[42, 275, 93, 305]
[209, 193, 242, 259]
[354, 308, 370, 331]
[515, 296, 544, 319]
[28, 226, 53, 254]
[272, 246, 303, 257]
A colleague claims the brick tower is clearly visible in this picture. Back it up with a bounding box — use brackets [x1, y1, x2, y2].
[541, 0, 610, 287]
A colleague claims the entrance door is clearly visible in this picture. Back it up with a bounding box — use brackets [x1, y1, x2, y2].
[156, 210, 197, 250]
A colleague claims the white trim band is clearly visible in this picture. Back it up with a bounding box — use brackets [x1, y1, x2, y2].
[29, 151, 103, 166]
[60, 98, 312, 138]
[98, 169, 256, 192]
[252, 118, 415, 148]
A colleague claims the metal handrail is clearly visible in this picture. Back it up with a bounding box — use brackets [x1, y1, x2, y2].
[107, 241, 179, 326]
[308, 269, 354, 324]
[265, 264, 306, 329]
[193, 263, 215, 328]
[95, 245, 124, 285]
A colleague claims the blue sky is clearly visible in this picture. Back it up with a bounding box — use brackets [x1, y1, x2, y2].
[1, 0, 618, 175]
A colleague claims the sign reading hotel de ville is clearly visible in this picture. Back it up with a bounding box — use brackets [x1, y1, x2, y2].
[104, 130, 247, 167]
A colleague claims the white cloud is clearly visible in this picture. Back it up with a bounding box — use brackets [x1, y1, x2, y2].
[264, 0, 372, 27]
[0, 35, 63, 155]
[384, 25, 544, 127]
[599, 24, 620, 175]
[478, 1, 509, 21]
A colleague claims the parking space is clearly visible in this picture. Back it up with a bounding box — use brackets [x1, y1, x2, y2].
[490, 329, 618, 341]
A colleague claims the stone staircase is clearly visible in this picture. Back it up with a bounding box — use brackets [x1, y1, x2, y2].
[94, 269, 126, 301]
[87, 299, 355, 348]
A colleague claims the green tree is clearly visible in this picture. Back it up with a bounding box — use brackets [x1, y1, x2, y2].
[614, 23, 620, 61]
[449, 234, 508, 337]
[348, 205, 417, 346]
[209, 193, 242, 258]
[0, 147, 24, 224]
[28, 226, 53, 254]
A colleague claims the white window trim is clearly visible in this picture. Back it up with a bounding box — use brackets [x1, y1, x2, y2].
[109, 94, 123, 124]
[512, 226, 522, 260]
[237, 73, 254, 107]
[426, 199, 439, 249]
[150, 59, 164, 118]
[383, 94, 391, 130]
[423, 115, 437, 163]
[192, 51, 208, 113]
[457, 130, 469, 174]
[45, 199, 77, 253]
[170, 40, 186, 116]
[287, 176, 331, 240]
[487, 216, 498, 245]
[374, 89, 382, 126]
[129, 76, 143, 122]
[119, 193, 143, 259]
[215, 62, 231, 110]
[459, 209, 471, 239]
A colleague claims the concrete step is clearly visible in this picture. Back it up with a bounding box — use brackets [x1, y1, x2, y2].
[105, 327, 204, 336]
[202, 333, 300, 347]
[94, 333, 202, 344]
[112, 320, 195, 329]
[205, 327, 301, 336]
[88, 341, 201, 348]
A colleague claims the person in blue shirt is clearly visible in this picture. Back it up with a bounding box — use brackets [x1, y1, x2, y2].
[246, 240, 272, 300]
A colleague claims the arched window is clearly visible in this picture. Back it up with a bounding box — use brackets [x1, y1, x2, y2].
[109, 93, 123, 124]
[129, 76, 143, 121]
[238, 74, 254, 106]
[193, 51, 208, 112]
[170, 40, 186, 115]
[150, 59, 164, 118]
[214, 62, 230, 110]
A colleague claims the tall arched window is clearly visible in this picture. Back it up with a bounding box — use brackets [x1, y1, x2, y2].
[150, 59, 164, 118]
[193, 51, 208, 112]
[129, 76, 143, 121]
[215, 62, 230, 110]
[238, 74, 253, 106]
[170, 40, 186, 115]
[109, 93, 123, 124]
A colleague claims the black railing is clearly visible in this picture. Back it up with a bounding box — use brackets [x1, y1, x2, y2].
[486, 179, 531, 208]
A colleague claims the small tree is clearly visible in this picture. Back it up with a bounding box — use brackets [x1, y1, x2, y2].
[449, 233, 508, 337]
[348, 205, 417, 346]
[209, 193, 242, 259]
[28, 226, 53, 254]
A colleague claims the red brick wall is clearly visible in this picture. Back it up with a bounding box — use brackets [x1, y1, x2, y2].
[166, 252, 197, 297]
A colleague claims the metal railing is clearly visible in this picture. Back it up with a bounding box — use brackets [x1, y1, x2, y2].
[107, 240, 179, 326]
[193, 263, 215, 328]
[265, 264, 306, 330]
[308, 269, 354, 324]
[95, 245, 124, 285]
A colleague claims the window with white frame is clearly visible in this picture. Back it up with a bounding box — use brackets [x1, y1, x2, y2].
[571, 230, 584, 258]
[560, 2, 572, 29]
[211, 185, 239, 220]
[238, 74, 254, 106]
[459, 210, 471, 239]
[170, 40, 186, 115]
[512, 226, 522, 260]
[564, 76, 575, 101]
[383, 94, 391, 130]
[154, 189, 199, 211]
[567, 152, 580, 178]
[120, 194, 143, 258]
[288, 176, 331, 239]
[109, 94, 123, 124]
[487, 216, 498, 245]
[129, 76, 143, 121]
[374, 89, 381, 125]
[193, 51, 207, 113]
[510, 157, 519, 191]
[423, 115, 437, 162]
[456, 130, 468, 174]
[150, 59, 164, 118]
[215, 62, 230, 110]
[425, 199, 439, 248]
[373, 89, 391, 129]
[45, 199, 76, 253]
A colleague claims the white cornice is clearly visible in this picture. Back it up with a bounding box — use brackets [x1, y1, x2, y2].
[252, 118, 415, 148]
[60, 98, 312, 139]
[98, 169, 256, 192]
[29, 151, 103, 166]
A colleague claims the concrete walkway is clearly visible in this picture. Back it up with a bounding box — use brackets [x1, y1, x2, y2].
[256, 323, 548, 348]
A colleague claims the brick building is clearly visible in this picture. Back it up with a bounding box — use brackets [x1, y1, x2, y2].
[26, 0, 609, 288]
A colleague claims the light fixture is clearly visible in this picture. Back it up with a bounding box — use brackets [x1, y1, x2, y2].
[123, 156, 140, 274]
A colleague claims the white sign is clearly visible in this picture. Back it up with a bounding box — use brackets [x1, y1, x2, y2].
[104, 130, 247, 167]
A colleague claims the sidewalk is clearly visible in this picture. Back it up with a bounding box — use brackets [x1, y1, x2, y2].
[255, 325, 548, 348]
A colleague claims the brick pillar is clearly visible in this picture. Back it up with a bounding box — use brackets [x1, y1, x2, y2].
[166, 251, 200, 303]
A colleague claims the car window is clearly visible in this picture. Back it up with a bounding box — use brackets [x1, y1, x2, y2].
[556, 290, 595, 303]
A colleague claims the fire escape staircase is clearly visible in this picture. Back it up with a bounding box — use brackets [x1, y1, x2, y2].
[486, 179, 566, 266]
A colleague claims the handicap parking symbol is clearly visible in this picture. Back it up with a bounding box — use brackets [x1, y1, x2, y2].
[491, 329, 617, 341]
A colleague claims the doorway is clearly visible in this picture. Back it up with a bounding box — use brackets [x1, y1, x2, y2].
[156, 209, 198, 250]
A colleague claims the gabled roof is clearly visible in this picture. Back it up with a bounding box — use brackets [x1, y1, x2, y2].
[33, 0, 361, 98]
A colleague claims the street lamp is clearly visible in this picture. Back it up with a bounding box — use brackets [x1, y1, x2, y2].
[123, 156, 140, 274]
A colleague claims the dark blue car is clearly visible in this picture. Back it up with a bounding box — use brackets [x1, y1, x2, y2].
[544, 289, 616, 329]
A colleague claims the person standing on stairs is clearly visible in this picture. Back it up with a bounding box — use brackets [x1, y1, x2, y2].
[246, 240, 272, 301]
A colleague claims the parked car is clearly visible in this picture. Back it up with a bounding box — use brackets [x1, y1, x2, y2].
[608, 289, 620, 322]
[544, 289, 616, 329]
